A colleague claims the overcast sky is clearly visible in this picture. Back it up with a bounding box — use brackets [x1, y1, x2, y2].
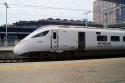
[0, 0, 95, 25]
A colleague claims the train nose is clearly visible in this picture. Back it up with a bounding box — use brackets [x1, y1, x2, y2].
[13, 46, 19, 55]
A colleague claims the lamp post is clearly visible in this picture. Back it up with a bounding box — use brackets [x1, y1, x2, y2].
[4, 2, 9, 46]
[83, 11, 91, 28]
[103, 12, 109, 28]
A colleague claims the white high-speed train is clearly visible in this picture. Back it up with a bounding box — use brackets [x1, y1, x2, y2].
[13, 25, 125, 58]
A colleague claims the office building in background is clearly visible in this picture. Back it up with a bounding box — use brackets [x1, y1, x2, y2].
[93, 0, 125, 25]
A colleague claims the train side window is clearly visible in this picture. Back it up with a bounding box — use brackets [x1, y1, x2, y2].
[97, 35, 107, 41]
[111, 36, 120, 42]
[32, 31, 49, 38]
[123, 36, 125, 41]
[53, 32, 56, 39]
[96, 32, 101, 35]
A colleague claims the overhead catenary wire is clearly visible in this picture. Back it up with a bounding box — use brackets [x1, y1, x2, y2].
[0, 12, 49, 17]
[0, 3, 90, 12]
[0, 3, 93, 18]
[0, 2, 93, 25]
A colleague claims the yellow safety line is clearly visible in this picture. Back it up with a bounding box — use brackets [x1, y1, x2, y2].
[0, 66, 34, 71]
[0, 59, 125, 71]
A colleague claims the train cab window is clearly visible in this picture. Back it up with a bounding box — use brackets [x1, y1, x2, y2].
[97, 35, 107, 41]
[32, 31, 49, 38]
[111, 36, 120, 42]
[53, 32, 57, 39]
[123, 36, 125, 41]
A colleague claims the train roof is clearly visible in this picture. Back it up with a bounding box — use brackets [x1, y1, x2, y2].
[27, 25, 125, 36]
[24, 25, 125, 39]
[43, 25, 125, 32]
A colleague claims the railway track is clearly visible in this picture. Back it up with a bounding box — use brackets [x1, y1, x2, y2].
[0, 58, 42, 63]
[0, 57, 56, 63]
[0, 58, 37, 63]
[0, 58, 66, 63]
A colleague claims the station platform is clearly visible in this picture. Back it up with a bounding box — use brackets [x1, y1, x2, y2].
[0, 58, 125, 83]
[0, 46, 13, 52]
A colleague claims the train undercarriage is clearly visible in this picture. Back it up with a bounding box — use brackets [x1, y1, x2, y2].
[21, 50, 125, 60]
[0, 50, 125, 63]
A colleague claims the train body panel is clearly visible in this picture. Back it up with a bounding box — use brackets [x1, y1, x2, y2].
[13, 25, 125, 56]
[57, 29, 78, 51]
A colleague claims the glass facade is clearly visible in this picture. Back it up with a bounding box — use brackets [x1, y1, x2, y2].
[116, 0, 125, 23]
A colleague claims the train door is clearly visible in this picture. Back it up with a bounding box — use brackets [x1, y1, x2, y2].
[51, 30, 58, 50]
[78, 32, 85, 49]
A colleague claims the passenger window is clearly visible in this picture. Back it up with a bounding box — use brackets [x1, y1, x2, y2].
[123, 36, 125, 41]
[53, 32, 56, 39]
[96, 32, 101, 35]
[97, 35, 107, 41]
[111, 36, 120, 41]
[32, 31, 49, 38]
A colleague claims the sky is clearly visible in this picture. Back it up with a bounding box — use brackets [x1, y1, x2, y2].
[0, 0, 95, 25]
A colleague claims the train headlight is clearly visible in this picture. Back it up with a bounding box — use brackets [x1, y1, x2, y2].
[13, 40, 27, 55]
